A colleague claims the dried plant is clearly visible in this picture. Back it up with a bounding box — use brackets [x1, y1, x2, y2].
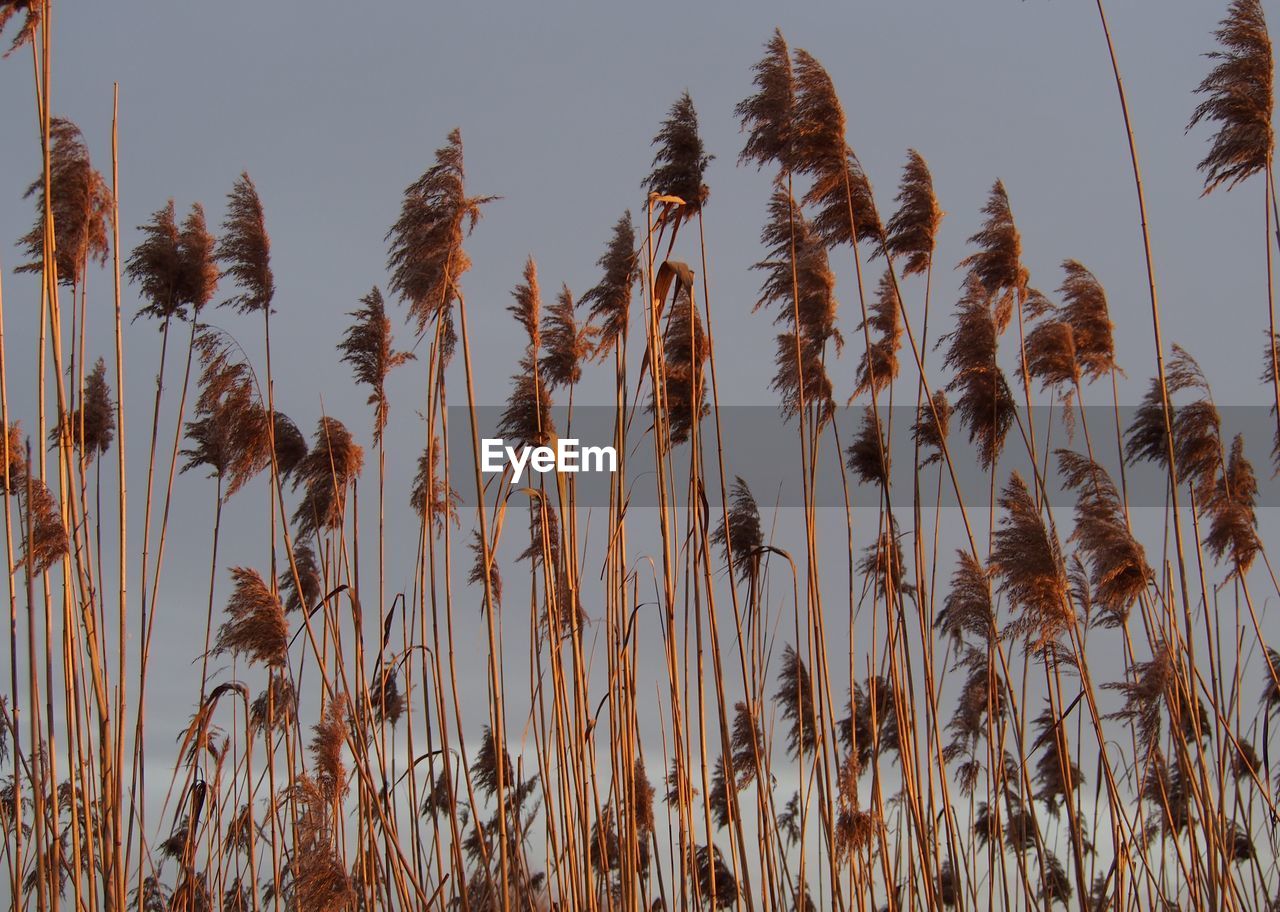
[1057, 261, 1118, 380]
[1031, 704, 1084, 815]
[736, 29, 795, 173]
[182, 329, 272, 498]
[498, 357, 554, 450]
[468, 529, 502, 611]
[16, 118, 112, 287]
[16, 477, 67, 575]
[250, 676, 297, 733]
[271, 410, 308, 479]
[755, 189, 841, 350]
[1057, 450, 1149, 627]
[214, 567, 288, 668]
[712, 476, 763, 582]
[411, 438, 459, 532]
[339, 286, 414, 442]
[293, 417, 364, 538]
[913, 390, 951, 466]
[935, 550, 993, 644]
[653, 289, 709, 447]
[644, 91, 712, 219]
[1, 422, 24, 495]
[53, 357, 114, 459]
[1202, 433, 1260, 575]
[280, 541, 320, 614]
[692, 844, 739, 907]
[775, 645, 818, 759]
[0, 0, 40, 54]
[539, 284, 595, 389]
[942, 275, 1016, 469]
[216, 172, 275, 313]
[847, 411, 890, 489]
[127, 201, 184, 322]
[1189, 0, 1274, 192]
[582, 213, 639, 359]
[471, 726, 513, 802]
[960, 181, 1030, 323]
[177, 203, 219, 318]
[992, 473, 1072, 652]
[884, 150, 943, 275]
[852, 271, 902, 398]
[386, 129, 496, 337]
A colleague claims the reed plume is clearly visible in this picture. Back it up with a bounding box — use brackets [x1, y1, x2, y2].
[912, 390, 951, 466]
[293, 417, 364, 538]
[1202, 433, 1260, 575]
[1057, 450, 1148, 627]
[1189, 0, 1274, 193]
[53, 357, 114, 459]
[16, 118, 112, 288]
[736, 29, 795, 173]
[847, 411, 891, 489]
[853, 270, 902, 398]
[884, 150, 943, 275]
[645, 91, 712, 219]
[582, 213, 639, 359]
[386, 129, 496, 338]
[471, 726, 513, 802]
[942, 275, 1015, 469]
[653, 288, 709, 446]
[792, 48, 881, 247]
[176, 203, 219, 318]
[960, 181, 1030, 326]
[692, 844, 739, 907]
[411, 439, 459, 532]
[16, 477, 67, 575]
[126, 201, 185, 322]
[775, 645, 817, 759]
[1057, 261, 1118, 380]
[1030, 704, 1083, 816]
[539, 284, 595, 389]
[216, 172, 275, 313]
[468, 529, 502, 611]
[0, 0, 40, 54]
[712, 476, 763, 582]
[498, 361, 554, 450]
[339, 286, 413, 442]
[214, 567, 288, 668]
[508, 257, 542, 351]
[279, 541, 320, 614]
[1, 422, 24, 494]
[250, 676, 297, 733]
[992, 473, 1072, 652]
[935, 550, 994, 643]
[271, 410, 308, 479]
[181, 330, 272, 499]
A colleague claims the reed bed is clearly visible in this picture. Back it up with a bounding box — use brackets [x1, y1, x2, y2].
[1, 1, 1279, 909]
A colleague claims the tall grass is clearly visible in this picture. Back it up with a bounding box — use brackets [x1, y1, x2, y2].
[2, 1, 1280, 910]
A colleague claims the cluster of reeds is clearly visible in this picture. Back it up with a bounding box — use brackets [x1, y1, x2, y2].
[3, 0, 1280, 909]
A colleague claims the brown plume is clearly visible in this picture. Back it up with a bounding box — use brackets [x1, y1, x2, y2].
[411, 438, 459, 532]
[582, 213, 639, 359]
[942, 275, 1015, 469]
[16, 477, 67, 575]
[712, 476, 763, 582]
[540, 284, 595, 389]
[214, 567, 288, 668]
[1202, 433, 1260, 575]
[912, 391, 951, 466]
[1057, 449, 1148, 627]
[386, 129, 496, 338]
[959, 181, 1030, 322]
[0, 0, 41, 55]
[775, 645, 818, 759]
[736, 29, 795, 172]
[339, 286, 413, 442]
[270, 411, 308, 480]
[293, 417, 364, 537]
[853, 271, 902, 399]
[279, 541, 320, 614]
[1057, 261, 1117, 381]
[645, 91, 712, 219]
[17, 118, 112, 288]
[652, 289, 709, 447]
[1189, 0, 1274, 192]
[126, 201, 184, 322]
[991, 473, 1072, 652]
[216, 172, 275, 313]
[884, 150, 943, 276]
[1, 422, 25, 495]
[54, 358, 114, 459]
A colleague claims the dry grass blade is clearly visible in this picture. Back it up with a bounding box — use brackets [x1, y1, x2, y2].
[1189, 0, 1274, 192]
